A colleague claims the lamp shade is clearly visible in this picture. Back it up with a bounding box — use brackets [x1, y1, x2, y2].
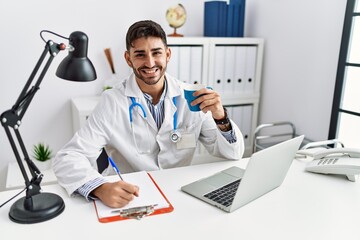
[56, 31, 97, 81]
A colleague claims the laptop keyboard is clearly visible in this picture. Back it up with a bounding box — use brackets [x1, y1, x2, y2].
[203, 179, 241, 207]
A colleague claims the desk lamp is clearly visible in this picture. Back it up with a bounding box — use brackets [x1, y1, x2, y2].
[0, 30, 97, 224]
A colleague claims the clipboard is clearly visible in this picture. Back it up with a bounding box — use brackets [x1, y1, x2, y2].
[93, 171, 174, 223]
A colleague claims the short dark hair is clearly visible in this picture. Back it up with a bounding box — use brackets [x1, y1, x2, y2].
[125, 20, 167, 51]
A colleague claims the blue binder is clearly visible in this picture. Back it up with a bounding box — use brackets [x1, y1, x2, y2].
[204, 0, 245, 37]
[238, 0, 246, 37]
[226, 4, 235, 37]
[230, 0, 245, 37]
[204, 1, 220, 37]
[204, 1, 228, 37]
[219, 1, 227, 37]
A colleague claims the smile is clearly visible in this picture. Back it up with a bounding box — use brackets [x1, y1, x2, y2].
[141, 68, 159, 74]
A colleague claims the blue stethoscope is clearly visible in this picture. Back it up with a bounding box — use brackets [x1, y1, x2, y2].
[129, 96, 181, 153]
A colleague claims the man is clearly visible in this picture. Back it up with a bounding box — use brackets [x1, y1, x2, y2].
[53, 20, 244, 208]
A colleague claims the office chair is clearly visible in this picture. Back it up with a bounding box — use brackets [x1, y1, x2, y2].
[253, 121, 311, 152]
[96, 148, 109, 173]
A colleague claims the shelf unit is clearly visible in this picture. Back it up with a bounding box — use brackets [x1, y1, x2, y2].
[167, 37, 264, 157]
[71, 37, 264, 158]
[71, 96, 100, 134]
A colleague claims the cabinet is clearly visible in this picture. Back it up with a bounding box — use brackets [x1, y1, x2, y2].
[71, 96, 100, 134]
[71, 37, 264, 158]
[6, 161, 57, 190]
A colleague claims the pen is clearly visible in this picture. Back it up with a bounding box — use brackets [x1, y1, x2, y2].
[108, 156, 123, 181]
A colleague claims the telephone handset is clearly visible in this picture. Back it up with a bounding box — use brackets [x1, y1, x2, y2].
[297, 147, 360, 159]
[301, 148, 360, 182]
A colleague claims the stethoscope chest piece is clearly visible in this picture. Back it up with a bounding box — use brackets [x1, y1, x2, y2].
[170, 130, 181, 143]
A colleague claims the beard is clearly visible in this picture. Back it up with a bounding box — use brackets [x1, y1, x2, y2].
[132, 65, 167, 86]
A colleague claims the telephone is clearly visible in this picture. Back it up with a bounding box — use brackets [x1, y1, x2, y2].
[297, 148, 360, 182]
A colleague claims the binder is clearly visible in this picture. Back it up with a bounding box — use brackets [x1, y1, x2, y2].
[232, 105, 253, 147]
[227, 106, 234, 119]
[204, 1, 227, 37]
[167, 46, 179, 78]
[244, 46, 257, 94]
[219, 1, 228, 37]
[239, 0, 246, 37]
[223, 46, 236, 95]
[232, 3, 240, 37]
[226, 4, 235, 37]
[234, 46, 246, 94]
[213, 46, 225, 94]
[178, 46, 191, 83]
[190, 46, 203, 84]
[204, 1, 220, 37]
[93, 171, 174, 223]
[242, 105, 253, 147]
[231, 0, 245, 37]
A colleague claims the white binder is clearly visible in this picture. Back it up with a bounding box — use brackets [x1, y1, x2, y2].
[167, 46, 179, 78]
[224, 46, 236, 95]
[234, 46, 247, 94]
[178, 46, 191, 83]
[213, 46, 225, 94]
[190, 46, 203, 84]
[244, 46, 257, 94]
[231, 105, 253, 147]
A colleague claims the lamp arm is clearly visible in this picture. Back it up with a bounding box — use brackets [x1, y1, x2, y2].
[0, 40, 63, 201]
[13, 41, 61, 119]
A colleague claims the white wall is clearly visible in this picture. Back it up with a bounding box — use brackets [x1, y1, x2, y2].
[0, 0, 346, 191]
[246, 0, 346, 141]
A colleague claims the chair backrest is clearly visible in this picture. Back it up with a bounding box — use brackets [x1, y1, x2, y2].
[253, 122, 296, 152]
[96, 148, 109, 173]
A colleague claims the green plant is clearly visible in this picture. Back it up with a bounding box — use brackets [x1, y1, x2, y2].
[103, 85, 113, 91]
[32, 143, 52, 162]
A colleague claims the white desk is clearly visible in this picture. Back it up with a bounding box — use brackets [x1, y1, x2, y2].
[0, 159, 359, 240]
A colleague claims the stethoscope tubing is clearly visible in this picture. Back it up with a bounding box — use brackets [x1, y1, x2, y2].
[128, 96, 181, 144]
[129, 97, 147, 123]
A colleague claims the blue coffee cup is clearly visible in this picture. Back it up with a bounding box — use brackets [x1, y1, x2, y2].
[183, 83, 212, 112]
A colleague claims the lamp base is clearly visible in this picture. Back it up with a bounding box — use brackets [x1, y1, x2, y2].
[9, 192, 65, 224]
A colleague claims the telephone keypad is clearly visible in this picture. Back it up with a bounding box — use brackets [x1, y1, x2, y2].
[318, 158, 339, 165]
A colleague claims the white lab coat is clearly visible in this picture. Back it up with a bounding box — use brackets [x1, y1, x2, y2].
[53, 73, 244, 196]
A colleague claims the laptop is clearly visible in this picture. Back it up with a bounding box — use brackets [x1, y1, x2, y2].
[181, 135, 304, 212]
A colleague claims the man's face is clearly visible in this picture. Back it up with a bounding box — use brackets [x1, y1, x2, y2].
[125, 36, 171, 86]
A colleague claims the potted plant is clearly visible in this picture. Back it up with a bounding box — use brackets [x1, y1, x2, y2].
[32, 142, 53, 170]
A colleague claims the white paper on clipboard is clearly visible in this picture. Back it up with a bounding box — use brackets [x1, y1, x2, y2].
[94, 171, 170, 218]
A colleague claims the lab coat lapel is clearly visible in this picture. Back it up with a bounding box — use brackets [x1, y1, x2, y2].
[160, 97, 177, 133]
[160, 74, 182, 133]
